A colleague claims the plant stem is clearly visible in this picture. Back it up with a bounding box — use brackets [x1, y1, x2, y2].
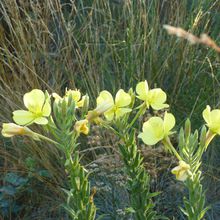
[118, 132, 158, 220]
[162, 136, 182, 161]
[126, 103, 146, 130]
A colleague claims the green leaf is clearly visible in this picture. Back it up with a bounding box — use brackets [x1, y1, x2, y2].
[184, 119, 191, 141]
[178, 127, 185, 151]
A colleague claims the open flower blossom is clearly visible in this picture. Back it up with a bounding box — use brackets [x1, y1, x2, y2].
[171, 160, 190, 181]
[66, 89, 85, 108]
[96, 89, 132, 121]
[86, 101, 113, 123]
[52, 89, 85, 108]
[2, 123, 40, 140]
[13, 89, 51, 125]
[136, 80, 169, 110]
[138, 112, 175, 145]
[202, 105, 220, 135]
[74, 119, 89, 135]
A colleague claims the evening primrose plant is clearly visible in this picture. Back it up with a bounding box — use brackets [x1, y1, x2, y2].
[2, 89, 97, 220]
[1, 81, 219, 220]
[138, 104, 220, 220]
[93, 81, 170, 220]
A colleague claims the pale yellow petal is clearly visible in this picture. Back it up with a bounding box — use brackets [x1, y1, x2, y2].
[1, 123, 22, 137]
[97, 90, 114, 106]
[42, 101, 51, 116]
[171, 161, 190, 181]
[171, 166, 181, 175]
[210, 110, 220, 124]
[1, 123, 37, 138]
[74, 119, 89, 135]
[66, 89, 81, 102]
[143, 117, 164, 135]
[13, 110, 36, 125]
[148, 88, 169, 110]
[77, 95, 85, 108]
[176, 170, 188, 181]
[138, 130, 161, 145]
[163, 112, 175, 135]
[115, 107, 132, 119]
[203, 106, 220, 133]
[136, 81, 148, 100]
[140, 117, 164, 145]
[202, 105, 211, 125]
[34, 117, 48, 125]
[23, 89, 45, 113]
[104, 108, 115, 121]
[115, 89, 131, 107]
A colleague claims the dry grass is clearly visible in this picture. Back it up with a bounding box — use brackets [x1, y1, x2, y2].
[164, 24, 220, 52]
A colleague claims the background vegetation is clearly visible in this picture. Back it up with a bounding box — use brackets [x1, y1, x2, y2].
[0, 0, 219, 219]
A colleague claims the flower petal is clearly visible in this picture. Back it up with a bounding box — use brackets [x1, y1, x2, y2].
[23, 89, 45, 113]
[77, 95, 86, 108]
[140, 117, 164, 145]
[177, 171, 188, 181]
[104, 108, 115, 121]
[148, 88, 169, 110]
[138, 130, 161, 145]
[1, 123, 22, 137]
[163, 112, 175, 135]
[202, 105, 211, 125]
[66, 89, 81, 102]
[136, 81, 148, 100]
[115, 107, 132, 119]
[74, 119, 89, 135]
[13, 110, 36, 125]
[97, 90, 114, 106]
[210, 110, 220, 122]
[203, 105, 220, 134]
[171, 161, 190, 181]
[115, 89, 131, 107]
[42, 101, 51, 116]
[34, 117, 48, 125]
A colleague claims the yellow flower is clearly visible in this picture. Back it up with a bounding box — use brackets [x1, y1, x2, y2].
[52, 89, 85, 108]
[96, 89, 132, 121]
[13, 89, 51, 125]
[1, 123, 40, 140]
[86, 101, 113, 123]
[136, 80, 169, 110]
[65, 89, 85, 108]
[202, 105, 220, 135]
[171, 160, 190, 181]
[74, 119, 89, 135]
[138, 112, 175, 145]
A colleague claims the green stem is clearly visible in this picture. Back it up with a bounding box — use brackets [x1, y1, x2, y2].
[118, 137, 158, 220]
[36, 133, 61, 146]
[126, 103, 146, 130]
[162, 136, 182, 161]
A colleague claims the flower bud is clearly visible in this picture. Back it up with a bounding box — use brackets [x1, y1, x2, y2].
[2, 123, 40, 140]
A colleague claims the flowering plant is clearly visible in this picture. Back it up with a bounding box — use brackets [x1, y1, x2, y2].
[1, 81, 218, 220]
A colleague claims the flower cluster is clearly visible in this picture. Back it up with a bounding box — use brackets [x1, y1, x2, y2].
[2, 80, 220, 183]
[2, 88, 89, 139]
